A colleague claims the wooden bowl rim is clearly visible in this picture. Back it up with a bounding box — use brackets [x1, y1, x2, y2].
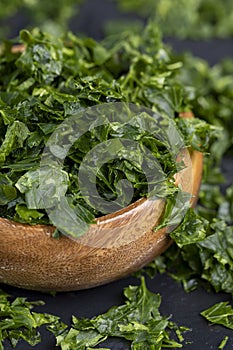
[0, 44, 204, 291]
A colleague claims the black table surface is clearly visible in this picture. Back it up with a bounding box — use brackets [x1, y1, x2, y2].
[1, 1, 233, 349]
[1, 126, 233, 350]
[2, 269, 233, 350]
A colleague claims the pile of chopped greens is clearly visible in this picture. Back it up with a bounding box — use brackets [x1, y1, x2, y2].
[109, 0, 233, 39]
[2, 0, 233, 40]
[51, 277, 188, 350]
[0, 7, 233, 350]
[144, 51, 233, 295]
[0, 279, 188, 350]
[0, 289, 63, 349]
[0, 25, 217, 238]
[0, 0, 84, 38]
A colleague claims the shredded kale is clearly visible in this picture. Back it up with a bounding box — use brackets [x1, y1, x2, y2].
[108, 0, 233, 39]
[146, 214, 233, 294]
[48, 278, 188, 350]
[1, 0, 233, 40]
[201, 302, 233, 330]
[0, 289, 65, 349]
[0, 279, 188, 349]
[218, 336, 229, 350]
[0, 0, 84, 38]
[0, 25, 217, 238]
[141, 51, 233, 296]
[0, 2, 233, 348]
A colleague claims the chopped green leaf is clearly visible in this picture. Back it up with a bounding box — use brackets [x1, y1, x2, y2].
[218, 336, 229, 350]
[0, 25, 215, 238]
[201, 302, 233, 330]
[0, 289, 64, 349]
[50, 278, 187, 350]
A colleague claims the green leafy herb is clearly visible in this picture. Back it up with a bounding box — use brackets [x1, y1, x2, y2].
[110, 0, 233, 39]
[201, 302, 233, 330]
[0, 0, 84, 38]
[0, 278, 188, 349]
[146, 216, 233, 294]
[136, 36, 233, 300]
[218, 336, 229, 350]
[49, 278, 187, 350]
[0, 6, 232, 349]
[169, 208, 208, 248]
[0, 25, 216, 238]
[0, 289, 65, 349]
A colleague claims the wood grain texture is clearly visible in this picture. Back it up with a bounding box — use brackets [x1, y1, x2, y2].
[0, 44, 203, 290]
[0, 147, 203, 291]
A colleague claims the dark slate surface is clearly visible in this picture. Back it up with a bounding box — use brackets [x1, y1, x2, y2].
[2, 270, 233, 349]
[1, 1, 233, 348]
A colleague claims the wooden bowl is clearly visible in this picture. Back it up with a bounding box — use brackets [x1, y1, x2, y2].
[0, 46, 203, 291]
[0, 138, 202, 291]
